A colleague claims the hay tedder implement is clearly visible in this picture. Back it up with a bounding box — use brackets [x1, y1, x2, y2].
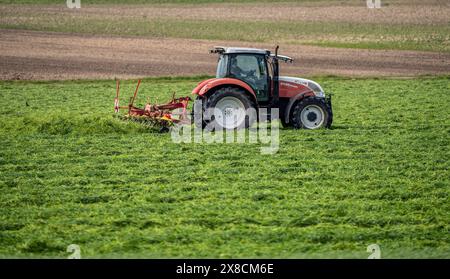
[114, 79, 191, 131]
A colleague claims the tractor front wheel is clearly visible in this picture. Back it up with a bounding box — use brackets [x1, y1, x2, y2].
[291, 97, 332, 129]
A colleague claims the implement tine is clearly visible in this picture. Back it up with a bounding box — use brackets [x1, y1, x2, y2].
[130, 79, 141, 107]
[114, 79, 120, 113]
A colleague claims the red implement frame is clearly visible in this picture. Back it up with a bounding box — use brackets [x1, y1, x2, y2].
[114, 79, 191, 124]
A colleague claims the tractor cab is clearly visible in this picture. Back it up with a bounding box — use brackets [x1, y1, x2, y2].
[212, 46, 292, 104]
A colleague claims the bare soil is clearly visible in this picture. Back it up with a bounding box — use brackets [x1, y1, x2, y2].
[0, 29, 448, 80]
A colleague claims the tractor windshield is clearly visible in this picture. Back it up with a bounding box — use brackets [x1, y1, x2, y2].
[216, 55, 228, 78]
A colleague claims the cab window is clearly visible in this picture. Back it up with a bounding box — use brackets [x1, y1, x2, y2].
[229, 54, 268, 100]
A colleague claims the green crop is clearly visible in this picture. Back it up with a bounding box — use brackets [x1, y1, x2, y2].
[0, 76, 449, 258]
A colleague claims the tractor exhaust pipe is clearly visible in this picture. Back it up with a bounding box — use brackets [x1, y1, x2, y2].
[272, 45, 280, 106]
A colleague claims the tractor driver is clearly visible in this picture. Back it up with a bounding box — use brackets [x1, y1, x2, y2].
[229, 56, 257, 81]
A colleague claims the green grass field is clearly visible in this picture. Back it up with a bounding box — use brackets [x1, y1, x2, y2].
[0, 76, 448, 258]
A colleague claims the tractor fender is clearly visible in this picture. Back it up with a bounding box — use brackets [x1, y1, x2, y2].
[192, 78, 257, 101]
[284, 91, 316, 124]
[192, 78, 216, 95]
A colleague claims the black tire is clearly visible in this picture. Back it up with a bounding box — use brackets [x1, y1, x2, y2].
[192, 96, 207, 129]
[291, 97, 332, 129]
[203, 87, 256, 131]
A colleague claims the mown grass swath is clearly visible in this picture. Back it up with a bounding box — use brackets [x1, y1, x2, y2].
[0, 76, 448, 258]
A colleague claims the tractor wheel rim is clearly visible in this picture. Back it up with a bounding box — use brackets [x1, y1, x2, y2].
[300, 104, 325, 129]
[214, 96, 246, 129]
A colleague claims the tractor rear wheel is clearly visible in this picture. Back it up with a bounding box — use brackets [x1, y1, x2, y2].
[203, 87, 256, 131]
[291, 97, 332, 129]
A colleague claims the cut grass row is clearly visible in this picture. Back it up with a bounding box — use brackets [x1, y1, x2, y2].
[0, 76, 449, 258]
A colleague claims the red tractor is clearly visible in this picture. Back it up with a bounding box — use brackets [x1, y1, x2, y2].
[192, 46, 333, 130]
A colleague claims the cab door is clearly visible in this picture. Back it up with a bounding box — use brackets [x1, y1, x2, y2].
[228, 54, 269, 102]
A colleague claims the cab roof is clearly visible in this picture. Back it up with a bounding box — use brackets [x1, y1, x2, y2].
[210, 46, 269, 55]
[210, 46, 293, 63]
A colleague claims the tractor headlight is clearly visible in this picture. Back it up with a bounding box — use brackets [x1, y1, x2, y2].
[315, 91, 325, 98]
